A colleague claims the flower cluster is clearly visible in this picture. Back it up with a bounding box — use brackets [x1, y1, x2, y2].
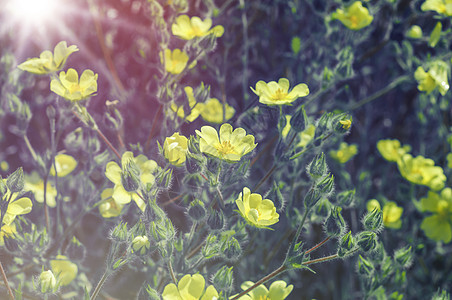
[332, 1, 373, 30]
[414, 61, 450, 96]
[162, 274, 219, 300]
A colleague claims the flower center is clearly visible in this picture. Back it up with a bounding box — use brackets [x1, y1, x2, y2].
[437, 200, 450, 219]
[69, 83, 81, 94]
[350, 15, 359, 28]
[191, 25, 206, 37]
[272, 88, 288, 101]
[215, 140, 236, 156]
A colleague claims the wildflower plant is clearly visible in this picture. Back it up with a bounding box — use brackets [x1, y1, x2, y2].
[1, 0, 452, 299]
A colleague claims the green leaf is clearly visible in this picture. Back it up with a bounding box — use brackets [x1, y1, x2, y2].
[291, 37, 301, 55]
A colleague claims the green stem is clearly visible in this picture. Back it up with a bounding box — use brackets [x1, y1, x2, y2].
[168, 259, 177, 285]
[305, 236, 331, 254]
[23, 135, 38, 162]
[303, 254, 338, 266]
[0, 260, 14, 300]
[348, 75, 410, 111]
[253, 164, 277, 193]
[90, 269, 111, 300]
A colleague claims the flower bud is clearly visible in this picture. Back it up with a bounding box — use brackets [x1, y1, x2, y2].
[316, 173, 335, 196]
[337, 189, 355, 207]
[144, 285, 161, 300]
[406, 25, 422, 39]
[121, 160, 141, 192]
[333, 114, 352, 134]
[362, 208, 383, 233]
[110, 222, 128, 242]
[188, 200, 206, 221]
[185, 153, 202, 174]
[290, 105, 308, 132]
[307, 152, 328, 179]
[224, 237, 241, 261]
[207, 209, 224, 231]
[337, 231, 356, 258]
[304, 188, 322, 209]
[0, 177, 7, 198]
[324, 206, 346, 237]
[212, 266, 234, 293]
[206, 157, 220, 174]
[394, 246, 413, 269]
[7, 167, 24, 193]
[316, 112, 331, 132]
[163, 132, 188, 166]
[202, 234, 219, 258]
[50, 255, 78, 286]
[357, 231, 378, 253]
[39, 270, 58, 294]
[356, 255, 374, 278]
[132, 235, 151, 255]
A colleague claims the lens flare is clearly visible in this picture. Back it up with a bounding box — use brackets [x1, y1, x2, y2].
[6, 0, 59, 25]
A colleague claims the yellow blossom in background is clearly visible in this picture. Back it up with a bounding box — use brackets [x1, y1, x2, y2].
[251, 78, 309, 106]
[200, 98, 235, 124]
[50, 255, 78, 286]
[237, 280, 293, 300]
[1, 179, 33, 225]
[421, 0, 452, 16]
[50, 154, 78, 177]
[281, 116, 316, 148]
[377, 139, 411, 162]
[329, 142, 358, 163]
[406, 25, 423, 39]
[99, 188, 124, 218]
[25, 172, 58, 207]
[39, 270, 58, 294]
[162, 273, 219, 300]
[420, 188, 452, 243]
[18, 41, 78, 75]
[447, 153, 452, 168]
[105, 151, 158, 211]
[235, 187, 279, 229]
[196, 123, 257, 162]
[170, 86, 203, 122]
[50, 68, 98, 101]
[332, 1, 373, 30]
[171, 15, 224, 40]
[163, 48, 189, 75]
[367, 200, 403, 229]
[397, 154, 446, 191]
[0, 224, 16, 246]
[163, 132, 188, 166]
[414, 61, 450, 96]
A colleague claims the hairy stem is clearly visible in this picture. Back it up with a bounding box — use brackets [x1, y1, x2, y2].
[0, 260, 14, 300]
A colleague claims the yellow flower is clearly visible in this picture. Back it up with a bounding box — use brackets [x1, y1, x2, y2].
[132, 236, 151, 255]
[397, 154, 446, 191]
[50, 154, 77, 177]
[196, 123, 257, 162]
[414, 61, 450, 96]
[98, 188, 124, 218]
[163, 48, 189, 74]
[1, 179, 33, 225]
[163, 132, 188, 166]
[162, 273, 219, 300]
[50, 68, 98, 101]
[281, 116, 316, 148]
[332, 1, 373, 30]
[421, 0, 452, 16]
[237, 280, 293, 300]
[18, 41, 78, 75]
[200, 98, 235, 124]
[406, 25, 423, 39]
[50, 255, 78, 286]
[251, 78, 309, 106]
[420, 188, 452, 243]
[172, 15, 224, 40]
[25, 172, 58, 207]
[339, 119, 352, 130]
[329, 142, 358, 164]
[0, 224, 16, 246]
[367, 200, 403, 229]
[105, 152, 158, 211]
[170, 86, 203, 122]
[377, 139, 411, 162]
[39, 270, 58, 294]
[235, 187, 279, 229]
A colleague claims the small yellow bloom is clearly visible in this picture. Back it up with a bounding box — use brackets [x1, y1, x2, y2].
[163, 48, 189, 75]
[18, 41, 78, 75]
[367, 200, 403, 229]
[332, 1, 373, 30]
[105, 152, 158, 211]
[397, 154, 446, 191]
[200, 98, 235, 124]
[132, 236, 151, 255]
[339, 119, 352, 130]
[162, 273, 219, 300]
[99, 188, 124, 218]
[163, 132, 188, 166]
[235, 187, 279, 229]
[50, 68, 98, 101]
[170, 86, 203, 122]
[237, 280, 293, 300]
[414, 61, 450, 96]
[50, 255, 78, 286]
[406, 25, 423, 39]
[196, 123, 257, 162]
[329, 142, 358, 164]
[377, 139, 411, 162]
[25, 172, 58, 207]
[420, 188, 452, 243]
[1, 179, 33, 225]
[0, 224, 16, 246]
[50, 154, 77, 177]
[251, 78, 309, 106]
[172, 15, 224, 40]
[421, 0, 452, 16]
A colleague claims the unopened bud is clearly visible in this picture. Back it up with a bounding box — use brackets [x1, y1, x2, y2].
[324, 206, 346, 237]
[132, 235, 151, 255]
[333, 114, 352, 134]
[357, 255, 374, 277]
[357, 231, 378, 253]
[0, 177, 7, 197]
[202, 234, 219, 258]
[304, 188, 322, 209]
[362, 208, 383, 233]
[206, 157, 220, 174]
[290, 105, 308, 132]
[121, 160, 141, 192]
[185, 154, 202, 174]
[110, 222, 128, 242]
[39, 270, 58, 294]
[224, 237, 241, 261]
[307, 152, 328, 179]
[207, 209, 224, 231]
[212, 266, 234, 293]
[394, 246, 413, 269]
[316, 173, 335, 196]
[188, 200, 206, 221]
[337, 189, 355, 207]
[338, 231, 356, 258]
[144, 286, 161, 300]
[6, 167, 24, 193]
